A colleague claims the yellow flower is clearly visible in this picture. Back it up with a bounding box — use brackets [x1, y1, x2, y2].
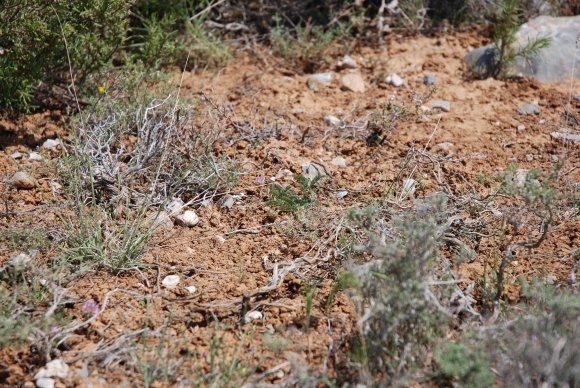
[97, 85, 105, 94]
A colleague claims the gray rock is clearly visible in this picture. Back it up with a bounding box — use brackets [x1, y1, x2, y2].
[575, 95, 580, 101]
[220, 194, 235, 209]
[147, 211, 173, 231]
[551, 130, 580, 144]
[334, 189, 348, 199]
[9, 171, 36, 189]
[430, 100, 451, 112]
[302, 162, 327, 180]
[423, 73, 436, 85]
[337, 55, 358, 69]
[385, 73, 404, 87]
[166, 198, 185, 216]
[10, 151, 24, 159]
[517, 103, 540, 115]
[34, 359, 69, 380]
[341, 73, 366, 93]
[517, 124, 526, 132]
[465, 15, 580, 82]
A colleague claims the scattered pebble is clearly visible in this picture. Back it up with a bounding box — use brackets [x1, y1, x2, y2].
[544, 274, 557, 285]
[331, 156, 347, 168]
[324, 115, 343, 126]
[185, 285, 197, 294]
[575, 95, 580, 101]
[176, 210, 200, 227]
[334, 189, 348, 199]
[162, 275, 180, 289]
[526, 154, 534, 162]
[550, 130, 580, 145]
[244, 310, 263, 323]
[550, 154, 559, 162]
[220, 194, 235, 209]
[401, 178, 416, 198]
[166, 198, 185, 216]
[10, 151, 24, 159]
[435, 142, 454, 153]
[302, 162, 327, 180]
[34, 359, 69, 380]
[42, 139, 60, 150]
[29, 152, 44, 161]
[430, 100, 451, 112]
[148, 211, 173, 230]
[514, 169, 529, 187]
[35, 378, 55, 388]
[341, 73, 366, 93]
[9, 171, 36, 189]
[423, 73, 436, 85]
[385, 73, 404, 87]
[214, 235, 226, 244]
[337, 55, 357, 69]
[307, 72, 333, 85]
[517, 103, 540, 115]
[517, 124, 526, 132]
[539, 119, 546, 124]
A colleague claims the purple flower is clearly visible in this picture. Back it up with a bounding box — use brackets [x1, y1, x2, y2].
[49, 324, 60, 335]
[255, 175, 266, 184]
[81, 299, 99, 316]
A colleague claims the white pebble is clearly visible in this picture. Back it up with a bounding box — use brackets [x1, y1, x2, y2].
[35, 378, 55, 388]
[42, 139, 60, 150]
[176, 210, 199, 227]
[162, 275, 180, 289]
[337, 55, 358, 69]
[10, 151, 24, 159]
[308, 72, 333, 85]
[324, 115, 343, 126]
[401, 178, 416, 198]
[185, 286, 197, 294]
[29, 152, 43, 161]
[385, 73, 404, 87]
[9, 252, 32, 268]
[34, 359, 69, 379]
[244, 310, 263, 323]
[517, 124, 526, 132]
[331, 156, 347, 168]
[335, 189, 348, 199]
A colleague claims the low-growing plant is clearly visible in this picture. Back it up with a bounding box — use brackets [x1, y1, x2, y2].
[267, 174, 322, 213]
[435, 342, 495, 387]
[348, 194, 454, 384]
[491, 0, 551, 78]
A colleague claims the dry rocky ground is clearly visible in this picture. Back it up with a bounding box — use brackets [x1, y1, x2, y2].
[0, 31, 578, 386]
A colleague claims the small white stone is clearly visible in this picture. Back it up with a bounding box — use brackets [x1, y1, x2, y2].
[10, 151, 24, 159]
[302, 162, 326, 180]
[185, 286, 197, 294]
[29, 152, 43, 161]
[148, 211, 173, 231]
[34, 359, 69, 380]
[324, 115, 343, 126]
[331, 156, 347, 168]
[401, 178, 416, 198]
[517, 124, 526, 132]
[214, 235, 226, 244]
[435, 142, 454, 152]
[244, 310, 263, 323]
[539, 119, 546, 124]
[42, 139, 60, 150]
[166, 198, 185, 216]
[544, 274, 557, 285]
[334, 189, 348, 199]
[308, 72, 333, 85]
[220, 194, 235, 209]
[514, 169, 528, 187]
[337, 55, 358, 69]
[385, 73, 404, 87]
[35, 377, 55, 388]
[162, 275, 180, 289]
[176, 211, 199, 227]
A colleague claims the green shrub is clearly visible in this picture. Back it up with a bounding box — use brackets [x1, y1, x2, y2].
[436, 343, 495, 388]
[0, 0, 131, 112]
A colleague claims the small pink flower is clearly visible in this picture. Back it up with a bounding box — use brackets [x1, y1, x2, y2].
[50, 324, 60, 335]
[81, 299, 99, 316]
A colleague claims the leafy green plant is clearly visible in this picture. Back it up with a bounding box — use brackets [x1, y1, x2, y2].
[491, 0, 551, 78]
[267, 175, 322, 213]
[436, 343, 495, 388]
